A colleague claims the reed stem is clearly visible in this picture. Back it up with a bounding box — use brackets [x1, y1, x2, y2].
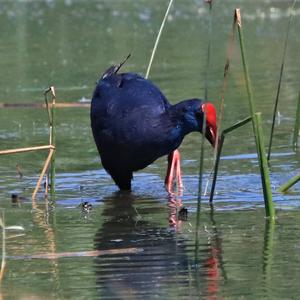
[145, 0, 174, 79]
[255, 113, 275, 218]
[236, 8, 275, 219]
[204, 8, 238, 196]
[293, 90, 300, 149]
[32, 148, 54, 200]
[204, 0, 213, 102]
[0, 145, 54, 156]
[50, 87, 56, 195]
[209, 116, 252, 202]
[278, 173, 300, 193]
[0, 210, 6, 282]
[267, 0, 296, 161]
[195, 108, 206, 261]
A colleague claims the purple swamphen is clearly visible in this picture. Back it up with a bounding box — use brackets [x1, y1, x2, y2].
[91, 63, 217, 192]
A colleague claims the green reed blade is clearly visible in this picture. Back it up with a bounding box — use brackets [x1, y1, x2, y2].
[278, 173, 300, 193]
[255, 113, 275, 218]
[267, 0, 297, 161]
[204, 0, 213, 102]
[209, 116, 252, 202]
[222, 116, 252, 135]
[236, 9, 275, 219]
[293, 90, 300, 148]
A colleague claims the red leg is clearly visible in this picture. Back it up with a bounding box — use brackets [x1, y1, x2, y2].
[165, 149, 183, 194]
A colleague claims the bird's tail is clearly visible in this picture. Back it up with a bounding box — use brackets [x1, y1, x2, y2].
[101, 54, 131, 80]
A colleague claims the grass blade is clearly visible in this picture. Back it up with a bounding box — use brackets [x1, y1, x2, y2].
[255, 113, 275, 218]
[267, 0, 297, 161]
[293, 90, 300, 149]
[278, 173, 300, 193]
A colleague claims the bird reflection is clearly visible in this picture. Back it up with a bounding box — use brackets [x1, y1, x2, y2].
[93, 192, 226, 299]
[93, 192, 189, 299]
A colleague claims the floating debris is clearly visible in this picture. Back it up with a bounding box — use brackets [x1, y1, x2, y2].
[11, 194, 21, 207]
[178, 207, 188, 221]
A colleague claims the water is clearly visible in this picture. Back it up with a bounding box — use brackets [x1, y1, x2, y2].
[0, 0, 300, 299]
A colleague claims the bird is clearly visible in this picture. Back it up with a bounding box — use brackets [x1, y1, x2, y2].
[91, 60, 218, 192]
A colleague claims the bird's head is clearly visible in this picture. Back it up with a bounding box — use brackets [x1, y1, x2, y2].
[201, 103, 217, 147]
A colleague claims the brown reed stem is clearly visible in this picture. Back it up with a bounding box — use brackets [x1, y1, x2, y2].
[0, 145, 54, 156]
[0, 210, 6, 282]
[32, 148, 54, 200]
[204, 8, 237, 196]
[0, 102, 90, 108]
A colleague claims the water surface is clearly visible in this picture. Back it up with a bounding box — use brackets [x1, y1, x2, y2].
[0, 0, 300, 299]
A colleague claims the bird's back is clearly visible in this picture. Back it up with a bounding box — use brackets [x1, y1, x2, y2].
[91, 72, 176, 176]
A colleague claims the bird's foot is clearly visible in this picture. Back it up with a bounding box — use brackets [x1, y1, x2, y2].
[165, 149, 184, 195]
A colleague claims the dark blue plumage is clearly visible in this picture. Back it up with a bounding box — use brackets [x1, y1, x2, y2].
[91, 69, 216, 190]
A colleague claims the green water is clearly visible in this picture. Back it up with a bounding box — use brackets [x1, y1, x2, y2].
[0, 0, 300, 299]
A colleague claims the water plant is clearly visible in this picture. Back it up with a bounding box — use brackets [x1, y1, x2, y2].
[278, 173, 300, 193]
[208, 9, 275, 219]
[204, 0, 213, 102]
[209, 116, 252, 202]
[293, 90, 300, 148]
[267, 0, 297, 161]
[195, 109, 206, 264]
[0, 87, 57, 199]
[0, 210, 6, 282]
[145, 0, 174, 79]
[235, 9, 275, 219]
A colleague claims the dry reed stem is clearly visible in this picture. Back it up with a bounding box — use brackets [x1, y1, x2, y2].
[9, 248, 143, 260]
[0, 145, 55, 156]
[0, 102, 90, 108]
[32, 148, 54, 200]
[0, 211, 6, 282]
[205, 8, 238, 196]
[145, 0, 174, 79]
